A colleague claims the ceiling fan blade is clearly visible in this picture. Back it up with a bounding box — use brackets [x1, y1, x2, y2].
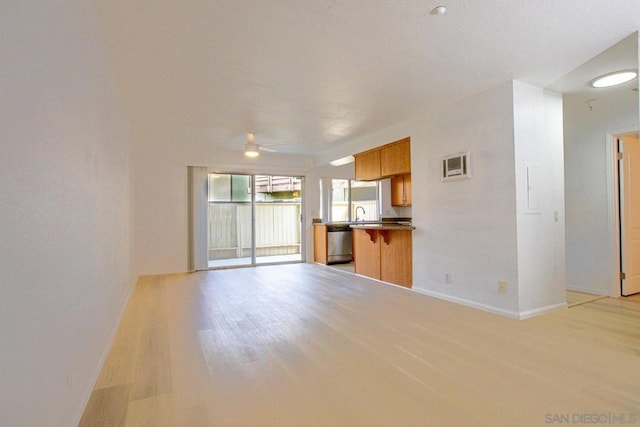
[260, 146, 278, 153]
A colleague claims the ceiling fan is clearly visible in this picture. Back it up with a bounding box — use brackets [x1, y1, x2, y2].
[243, 133, 280, 158]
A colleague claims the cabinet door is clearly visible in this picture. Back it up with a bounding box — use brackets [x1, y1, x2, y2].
[353, 229, 380, 279]
[391, 175, 412, 207]
[380, 137, 411, 177]
[403, 174, 412, 206]
[380, 230, 412, 287]
[355, 149, 381, 181]
[391, 176, 405, 206]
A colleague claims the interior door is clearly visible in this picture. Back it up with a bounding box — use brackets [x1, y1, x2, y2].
[619, 134, 640, 295]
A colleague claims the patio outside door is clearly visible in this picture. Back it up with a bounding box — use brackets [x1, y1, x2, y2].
[207, 173, 303, 268]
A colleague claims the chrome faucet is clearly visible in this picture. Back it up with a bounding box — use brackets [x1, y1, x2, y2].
[355, 206, 366, 222]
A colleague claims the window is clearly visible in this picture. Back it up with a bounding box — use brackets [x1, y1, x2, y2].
[330, 179, 380, 222]
[208, 174, 251, 202]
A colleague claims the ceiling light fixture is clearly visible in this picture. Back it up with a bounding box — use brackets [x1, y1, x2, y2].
[329, 155, 355, 167]
[590, 70, 637, 88]
[430, 5, 447, 16]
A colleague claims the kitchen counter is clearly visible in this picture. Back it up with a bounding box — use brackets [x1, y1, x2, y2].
[349, 223, 415, 231]
[313, 217, 413, 230]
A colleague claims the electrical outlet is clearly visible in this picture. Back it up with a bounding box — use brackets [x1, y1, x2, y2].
[497, 281, 507, 293]
[445, 273, 451, 284]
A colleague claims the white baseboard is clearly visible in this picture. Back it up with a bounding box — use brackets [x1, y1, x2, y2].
[412, 288, 567, 320]
[518, 302, 567, 319]
[73, 276, 138, 425]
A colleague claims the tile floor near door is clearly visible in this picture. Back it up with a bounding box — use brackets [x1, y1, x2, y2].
[80, 264, 640, 426]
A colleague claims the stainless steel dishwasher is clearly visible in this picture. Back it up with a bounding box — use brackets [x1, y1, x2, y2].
[326, 224, 353, 264]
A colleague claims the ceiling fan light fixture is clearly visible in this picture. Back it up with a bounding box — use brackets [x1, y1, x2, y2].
[590, 70, 637, 88]
[244, 143, 260, 158]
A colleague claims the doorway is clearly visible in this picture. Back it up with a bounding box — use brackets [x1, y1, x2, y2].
[616, 132, 640, 296]
[207, 173, 304, 268]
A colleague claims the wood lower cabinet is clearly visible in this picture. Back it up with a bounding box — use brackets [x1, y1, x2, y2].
[353, 228, 381, 279]
[353, 228, 412, 288]
[313, 225, 328, 264]
[391, 174, 412, 207]
[380, 230, 412, 287]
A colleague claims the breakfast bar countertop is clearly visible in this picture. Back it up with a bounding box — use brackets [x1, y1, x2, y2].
[349, 223, 415, 231]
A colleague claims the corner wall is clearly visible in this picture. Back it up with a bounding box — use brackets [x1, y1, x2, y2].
[0, 2, 135, 426]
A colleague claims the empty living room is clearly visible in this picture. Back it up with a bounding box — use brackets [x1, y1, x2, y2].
[2, 1, 640, 426]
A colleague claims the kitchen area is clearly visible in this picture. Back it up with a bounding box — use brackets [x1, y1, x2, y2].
[314, 137, 415, 288]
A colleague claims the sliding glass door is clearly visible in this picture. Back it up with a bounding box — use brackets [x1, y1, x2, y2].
[207, 173, 303, 268]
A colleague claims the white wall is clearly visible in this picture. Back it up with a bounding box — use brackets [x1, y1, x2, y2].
[414, 82, 521, 315]
[0, 2, 135, 426]
[133, 138, 315, 274]
[563, 86, 639, 295]
[513, 82, 566, 314]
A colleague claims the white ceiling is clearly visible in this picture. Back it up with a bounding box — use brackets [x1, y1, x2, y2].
[548, 33, 638, 95]
[95, 0, 640, 156]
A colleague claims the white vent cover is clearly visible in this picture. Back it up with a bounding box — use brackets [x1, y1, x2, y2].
[442, 151, 471, 182]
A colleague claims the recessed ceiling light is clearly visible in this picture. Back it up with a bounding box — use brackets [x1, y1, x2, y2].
[430, 5, 447, 16]
[590, 70, 637, 88]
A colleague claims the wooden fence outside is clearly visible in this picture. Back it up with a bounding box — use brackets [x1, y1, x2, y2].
[208, 202, 301, 260]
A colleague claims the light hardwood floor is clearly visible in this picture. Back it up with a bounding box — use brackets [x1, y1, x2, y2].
[80, 264, 640, 426]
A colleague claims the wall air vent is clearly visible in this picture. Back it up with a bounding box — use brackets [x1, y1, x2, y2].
[442, 151, 471, 182]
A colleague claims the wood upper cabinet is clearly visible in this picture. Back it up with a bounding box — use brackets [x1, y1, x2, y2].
[354, 137, 411, 181]
[391, 174, 412, 207]
[354, 149, 381, 181]
[380, 137, 411, 177]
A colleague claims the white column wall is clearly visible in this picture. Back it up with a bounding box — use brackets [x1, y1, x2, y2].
[512, 82, 567, 316]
